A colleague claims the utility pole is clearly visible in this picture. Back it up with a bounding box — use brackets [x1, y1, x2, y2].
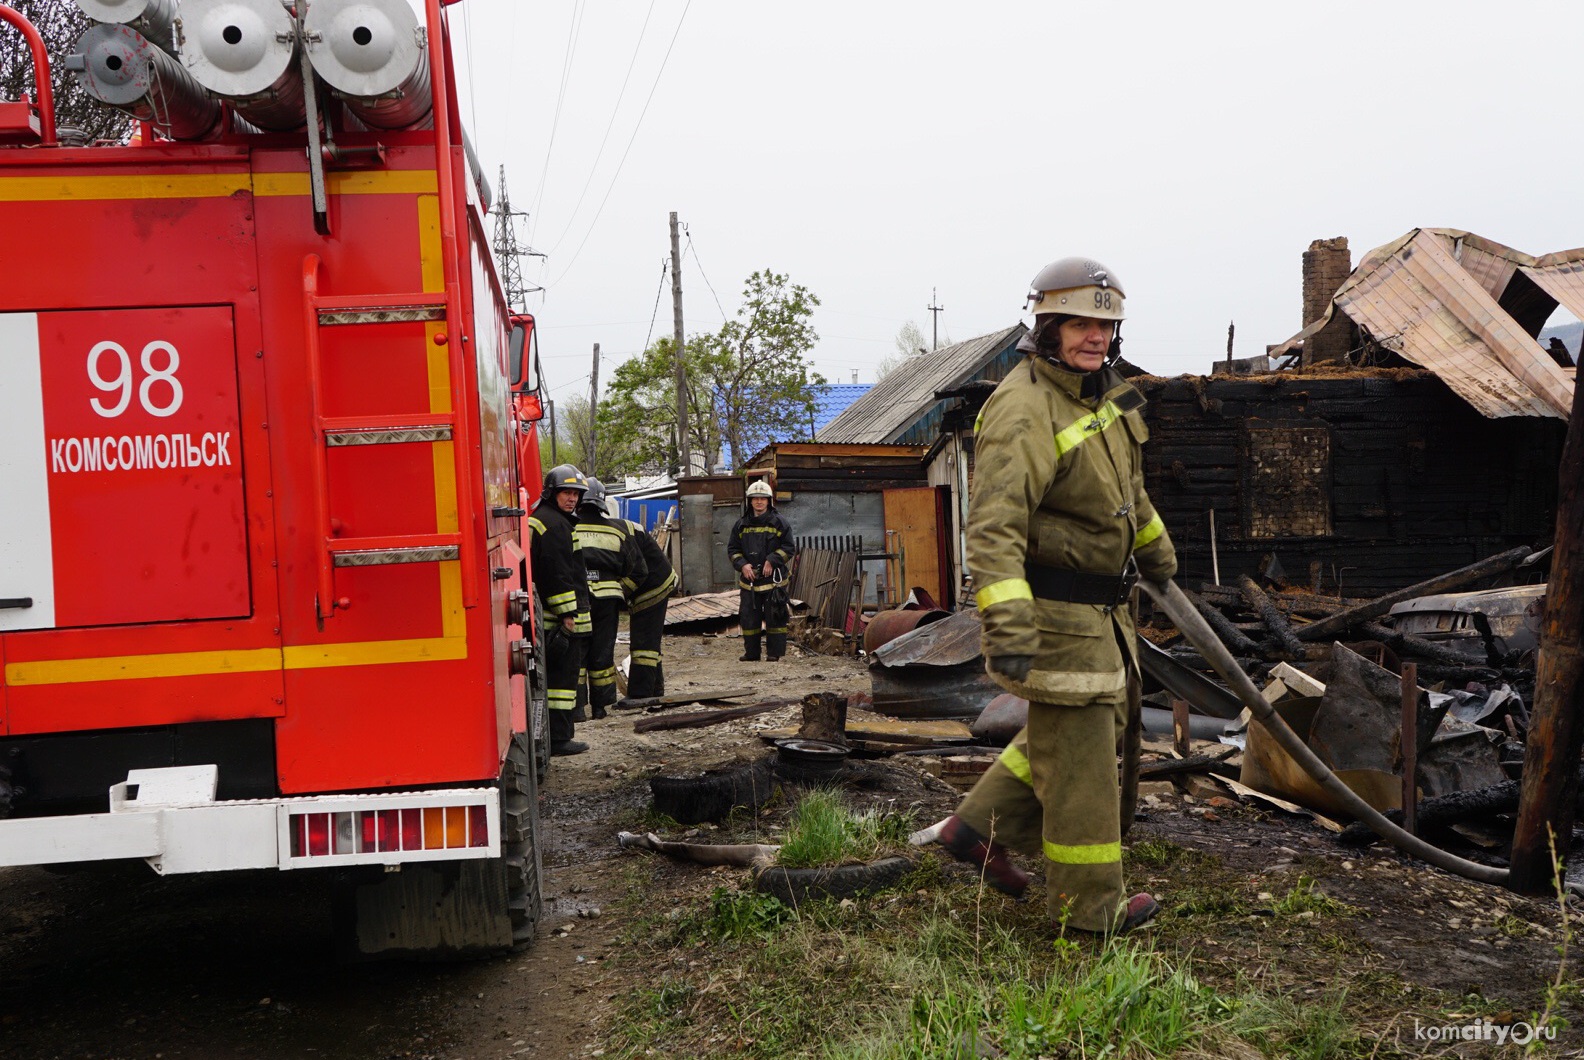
[587, 342, 600, 477]
[669, 212, 691, 476]
[927, 288, 945, 351]
[547, 399, 559, 464]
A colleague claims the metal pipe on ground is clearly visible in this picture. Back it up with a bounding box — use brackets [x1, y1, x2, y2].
[1142, 579, 1510, 887]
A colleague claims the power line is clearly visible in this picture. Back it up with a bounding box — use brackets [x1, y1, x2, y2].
[643, 258, 669, 353]
[545, 0, 658, 256]
[546, 0, 692, 288]
[527, 0, 587, 248]
[683, 225, 728, 320]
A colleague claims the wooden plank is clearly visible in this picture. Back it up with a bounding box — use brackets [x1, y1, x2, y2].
[633, 699, 794, 733]
[616, 686, 756, 711]
[758, 719, 973, 743]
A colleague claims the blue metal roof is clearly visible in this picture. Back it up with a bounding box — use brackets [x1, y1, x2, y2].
[810, 383, 872, 435]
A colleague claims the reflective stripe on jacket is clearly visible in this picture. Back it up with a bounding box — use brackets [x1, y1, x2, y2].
[627, 520, 677, 611]
[529, 499, 592, 634]
[574, 515, 646, 602]
[966, 349, 1176, 706]
[727, 509, 795, 592]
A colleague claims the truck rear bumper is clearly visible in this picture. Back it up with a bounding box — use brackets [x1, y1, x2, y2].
[0, 765, 500, 874]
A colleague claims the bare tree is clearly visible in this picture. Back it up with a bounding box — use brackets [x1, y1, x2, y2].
[877, 320, 948, 380]
[1, 0, 132, 143]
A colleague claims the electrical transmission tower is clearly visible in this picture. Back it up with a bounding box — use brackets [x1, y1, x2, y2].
[491, 166, 545, 311]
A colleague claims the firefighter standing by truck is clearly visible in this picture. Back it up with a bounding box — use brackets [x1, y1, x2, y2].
[530, 465, 594, 756]
[621, 512, 678, 701]
[935, 257, 1177, 934]
[574, 478, 645, 718]
[727, 480, 796, 662]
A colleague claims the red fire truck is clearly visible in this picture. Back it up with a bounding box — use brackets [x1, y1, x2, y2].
[0, 0, 549, 957]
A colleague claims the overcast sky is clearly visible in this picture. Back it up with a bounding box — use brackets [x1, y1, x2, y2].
[444, 0, 1584, 405]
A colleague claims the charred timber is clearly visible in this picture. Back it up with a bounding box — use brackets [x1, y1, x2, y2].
[1238, 575, 1307, 660]
[1186, 588, 1263, 656]
[1294, 546, 1533, 643]
[1338, 771, 1584, 848]
[1510, 373, 1584, 894]
[1358, 622, 1490, 668]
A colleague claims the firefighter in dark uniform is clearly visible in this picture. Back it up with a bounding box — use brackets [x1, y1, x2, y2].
[528, 464, 593, 756]
[935, 257, 1177, 934]
[727, 479, 796, 662]
[622, 513, 677, 700]
[573, 477, 645, 718]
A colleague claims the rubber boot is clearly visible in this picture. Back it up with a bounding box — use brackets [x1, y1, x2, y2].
[936, 814, 1029, 897]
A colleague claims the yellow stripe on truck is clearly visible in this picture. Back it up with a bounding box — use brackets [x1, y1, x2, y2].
[6, 638, 469, 686]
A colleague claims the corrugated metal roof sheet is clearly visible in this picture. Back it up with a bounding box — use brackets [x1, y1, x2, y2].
[810, 384, 872, 435]
[818, 325, 1027, 443]
[1283, 229, 1576, 420]
[1523, 255, 1584, 330]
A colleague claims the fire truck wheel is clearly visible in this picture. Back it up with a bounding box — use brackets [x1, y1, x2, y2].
[332, 733, 543, 960]
[502, 730, 544, 948]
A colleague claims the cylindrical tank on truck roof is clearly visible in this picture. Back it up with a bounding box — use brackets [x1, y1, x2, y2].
[305, 0, 433, 130]
[177, 0, 306, 130]
[75, 0, 179, 51]
[69, 22, 222, 141]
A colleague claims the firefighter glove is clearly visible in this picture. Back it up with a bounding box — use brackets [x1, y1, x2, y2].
[987, 654, 1034, 682]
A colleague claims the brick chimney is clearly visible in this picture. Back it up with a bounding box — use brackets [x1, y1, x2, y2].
[1300, 237, 1354, 366]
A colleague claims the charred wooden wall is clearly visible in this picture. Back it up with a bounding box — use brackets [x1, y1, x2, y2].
[1135, 371, 1565, 597]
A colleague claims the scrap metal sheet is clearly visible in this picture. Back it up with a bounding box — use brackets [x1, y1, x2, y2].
[1335, 230, 1571, 419]
[1522, 257, 1584, 335]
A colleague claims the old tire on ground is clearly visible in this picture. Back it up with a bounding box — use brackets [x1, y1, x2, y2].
[752, 856, 915, 905]
[336, 731, 543, 959]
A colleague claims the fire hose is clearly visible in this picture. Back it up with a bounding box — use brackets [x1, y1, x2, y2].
[1140, 579, 1519, 888]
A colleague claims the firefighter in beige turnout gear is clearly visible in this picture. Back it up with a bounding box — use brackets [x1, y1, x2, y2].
[939, 257, 1177, 934]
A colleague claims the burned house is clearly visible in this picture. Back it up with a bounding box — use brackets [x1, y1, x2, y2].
[1132, 368, 1565, 597]
[1144, 229, 1576, 597]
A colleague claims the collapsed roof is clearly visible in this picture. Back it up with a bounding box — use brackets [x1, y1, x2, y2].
[1275, 229, 1578, 419]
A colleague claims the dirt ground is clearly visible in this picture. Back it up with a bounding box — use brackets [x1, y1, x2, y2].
[2, 628, 1580, 1058]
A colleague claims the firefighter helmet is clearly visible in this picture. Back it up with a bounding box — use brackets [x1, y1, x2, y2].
[579, 476, 608, 514]
[544, 464, 589, 494]
[1026, 257, 1126, 321]
[745, 480, 774, 499]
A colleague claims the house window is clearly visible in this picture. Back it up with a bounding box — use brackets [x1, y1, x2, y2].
[1244, 425, 1332, 539]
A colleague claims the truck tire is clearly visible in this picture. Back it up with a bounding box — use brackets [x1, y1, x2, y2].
[502, 731, 544, 948]
[335, 731, 543, 959]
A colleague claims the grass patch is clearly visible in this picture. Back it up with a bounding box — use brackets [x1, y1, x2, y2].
[776, 790, 912, 869]
[1127, 837, 1195, 867]
[1271, 876, 1357, 919]
[605, 862, 1437, 1060]
[703, 887, 795, 940]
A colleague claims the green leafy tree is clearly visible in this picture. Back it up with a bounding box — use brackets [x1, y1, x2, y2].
[601, 270, 825, 475]
[0, 0, 132, 144]
[598, 335, 722, 478]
